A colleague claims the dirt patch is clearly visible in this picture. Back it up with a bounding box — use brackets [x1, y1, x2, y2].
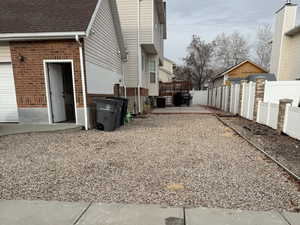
[219, 116, 300, 179]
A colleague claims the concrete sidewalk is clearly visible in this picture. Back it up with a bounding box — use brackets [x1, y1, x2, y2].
[0, 123, 82, 137]
[0, 200, 299, 225]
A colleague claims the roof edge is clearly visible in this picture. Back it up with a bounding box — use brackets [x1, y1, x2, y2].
[163, 57, 176, 65]
[109, 0, 127, 61]
[275, 3, 297, 14]
[213, 60, 268, 81]
[86, 0, 103, 36]
[0, 32, 86, 41]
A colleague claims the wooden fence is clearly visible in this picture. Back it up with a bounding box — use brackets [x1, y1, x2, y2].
[159, 81, 192, 96]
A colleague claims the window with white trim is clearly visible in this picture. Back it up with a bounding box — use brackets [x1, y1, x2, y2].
[149, 60, 156, 83]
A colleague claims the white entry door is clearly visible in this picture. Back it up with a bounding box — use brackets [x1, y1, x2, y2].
[48, 64, 66, 122]
[0, 63, 19, 122]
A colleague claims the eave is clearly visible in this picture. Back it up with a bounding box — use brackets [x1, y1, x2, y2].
[0, 32, 86, 41]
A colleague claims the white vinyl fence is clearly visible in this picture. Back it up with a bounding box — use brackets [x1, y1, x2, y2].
[206, 80, 300, 141]
[264, 81, 300, 107]
[240, 81, 256, 120]
[229, 84, 240, 115]
[211, 88, 217, 107]
[257, 102, 279, 129]
[216, 87, 222, 109]
[208, 84, 241, 114]
[284, 105, 300, 140]
[190, 90, 208, 105]
[221, 86, 230, 112]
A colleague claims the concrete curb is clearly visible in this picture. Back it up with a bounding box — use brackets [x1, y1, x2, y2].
[0, 125, 83, 137]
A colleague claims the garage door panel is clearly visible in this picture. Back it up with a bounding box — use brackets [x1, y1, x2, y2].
[0, 63, 19, 122]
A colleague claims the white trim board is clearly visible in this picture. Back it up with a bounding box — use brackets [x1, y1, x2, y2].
[86, 0, 103, 36]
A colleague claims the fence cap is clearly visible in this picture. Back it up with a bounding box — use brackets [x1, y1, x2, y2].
[279, 99, 293, 104]
[255, 77, 266, 82]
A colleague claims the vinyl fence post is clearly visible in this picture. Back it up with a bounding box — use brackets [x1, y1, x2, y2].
[239, 80, 247, 116]
[253, 78, 265, 122]
[256, 100, 262, 123]
[277, 99, 293, 134]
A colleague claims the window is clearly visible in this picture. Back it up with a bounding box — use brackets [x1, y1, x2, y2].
[149, 60, 156, 83]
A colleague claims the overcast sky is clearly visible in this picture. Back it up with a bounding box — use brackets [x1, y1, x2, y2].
[164, 0, 300, 64]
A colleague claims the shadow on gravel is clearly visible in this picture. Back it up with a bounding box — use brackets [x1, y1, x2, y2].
[165, 217, 184, 225]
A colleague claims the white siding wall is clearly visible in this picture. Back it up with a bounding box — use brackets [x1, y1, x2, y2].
[153, 1, 162, 58]
[85, 0, 123, 94]
[159, 59, 174, 82]
[0, 43, 12, 62]
[284, 35, 300, 80]
[117, 0, 138, 87]
[160, 24, 164, 60]
[140, 0, 153, 44]
[270, 4, 297, 80]
[117, 0, 165, 91]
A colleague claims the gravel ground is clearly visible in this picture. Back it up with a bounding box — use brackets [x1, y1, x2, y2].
[0, 115, 299, 212]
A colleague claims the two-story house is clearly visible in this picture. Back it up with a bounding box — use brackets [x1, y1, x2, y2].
[159, 58, 176, 83]
[117, 0, 167, 113]
[270, 2, 300, 80]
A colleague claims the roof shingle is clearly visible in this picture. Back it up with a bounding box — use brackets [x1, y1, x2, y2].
[0, 0, 98, 34]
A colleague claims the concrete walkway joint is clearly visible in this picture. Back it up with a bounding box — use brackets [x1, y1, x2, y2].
[0, 200, 299, 225]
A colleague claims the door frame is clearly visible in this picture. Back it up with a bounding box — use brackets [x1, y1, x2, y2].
[43, 59, 78, 124]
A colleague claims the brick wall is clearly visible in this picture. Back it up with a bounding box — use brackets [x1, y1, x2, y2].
[10, 40, 84, 108]
[126, 88, 149, 97]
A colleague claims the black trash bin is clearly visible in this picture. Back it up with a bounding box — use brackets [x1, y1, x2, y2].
[173, 92, 183, 106]
[182, 92, 192, 106]
[157, 97, 166, 108]
[94, 98, 120, 131]
[106, 97, 128, 126]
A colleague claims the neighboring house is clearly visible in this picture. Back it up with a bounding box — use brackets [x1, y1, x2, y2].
[117, 0, 167, 113]
[212, 60, 268, 87]
[270, 2, 300, 81]
[159, 58, 175, 82]
[0, 0, 127, 130]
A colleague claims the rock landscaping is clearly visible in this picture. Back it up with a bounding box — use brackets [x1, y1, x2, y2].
[0, 115, 299, 212]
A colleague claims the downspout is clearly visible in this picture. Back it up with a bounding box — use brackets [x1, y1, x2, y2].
[137, 0, 142, 114]
[76, 35, 89, 130]
[122, 59, 127, 98]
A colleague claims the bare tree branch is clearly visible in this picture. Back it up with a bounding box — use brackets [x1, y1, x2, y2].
[184, 35, 214, 90]
[255, 24, 272, 70]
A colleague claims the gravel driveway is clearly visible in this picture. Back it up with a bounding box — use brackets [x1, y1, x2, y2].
[0, 115, 299, 211]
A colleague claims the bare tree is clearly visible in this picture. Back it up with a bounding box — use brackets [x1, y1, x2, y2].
[173, 65, 192, 82]
[213, 32, 250, 69]
[255, 24, 272, 70]
[213, 33, 231, 68]
[184, 35, 214, 90]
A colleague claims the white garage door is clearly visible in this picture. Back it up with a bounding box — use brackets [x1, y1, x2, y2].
[0, 63, 18, 122]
